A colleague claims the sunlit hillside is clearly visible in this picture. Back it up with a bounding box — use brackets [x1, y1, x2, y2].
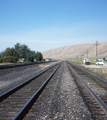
[43, 42, 107, 60]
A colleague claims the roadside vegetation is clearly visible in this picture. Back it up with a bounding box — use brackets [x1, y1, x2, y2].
[0, 43, 44, 63]
[70, 59, 106, 65]
[70, 60, 95, 64]
[87, 68, 107, 79]
[70, 60, 83, 64]
[70, 59, 107, 79]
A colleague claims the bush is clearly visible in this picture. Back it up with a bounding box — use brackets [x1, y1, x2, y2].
[0, 56, 18, 63]
[0, 57, 4, 63]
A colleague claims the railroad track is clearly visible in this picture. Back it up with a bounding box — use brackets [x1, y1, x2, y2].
[67, 62, 107, 119]
[0, 61, 57, 70]
[0, 62, 61, 120]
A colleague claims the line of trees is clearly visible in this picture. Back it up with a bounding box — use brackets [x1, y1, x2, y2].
[0, 43, 44, 63]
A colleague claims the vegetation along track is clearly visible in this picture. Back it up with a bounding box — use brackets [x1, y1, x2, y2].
[67, 62, 107, 119]
[0, 62, 61, 120]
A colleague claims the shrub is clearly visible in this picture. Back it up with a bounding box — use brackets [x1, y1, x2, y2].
[0, 56, 18, 63]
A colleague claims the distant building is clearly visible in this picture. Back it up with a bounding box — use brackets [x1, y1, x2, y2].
[17, 58, 25, 63]
[34, 59, 36, 62]
[83, 58, 90, 63]
[45, 58, 52, 61]
[83, 58, 90, 65]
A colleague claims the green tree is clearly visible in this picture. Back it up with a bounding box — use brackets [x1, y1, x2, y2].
[14, 43, 21, 52]
[0, 43, 44, 63]
[35, 52, 43, 61]
[0, 55, 1, 58]
[14, 43, 31, 61]
[20, 44, 31, 61]
[2, 47, 20, 58]
[1, 47, 21, 63]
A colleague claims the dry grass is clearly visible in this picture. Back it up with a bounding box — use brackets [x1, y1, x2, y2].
[70, 60, 83, 64]
[88, 68, 107, 79]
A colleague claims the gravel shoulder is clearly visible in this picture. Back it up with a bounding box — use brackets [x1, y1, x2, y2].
[24, 61, 93, 120]
[0, 62, 58, 95]
[80, 63, 107, 81]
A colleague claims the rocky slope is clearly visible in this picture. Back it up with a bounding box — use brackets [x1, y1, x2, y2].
[43, 42, 107, 60]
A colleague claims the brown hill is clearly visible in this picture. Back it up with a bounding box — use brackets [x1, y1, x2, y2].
[43, 42, 107, 60]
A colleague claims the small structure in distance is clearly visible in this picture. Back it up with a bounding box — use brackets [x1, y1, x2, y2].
[83, 58, 90, 65]
[45, 58, 52, 61]
[17, 58, 25, 63]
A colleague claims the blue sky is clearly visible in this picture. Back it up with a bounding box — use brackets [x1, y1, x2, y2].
[0, 0, 107, 52]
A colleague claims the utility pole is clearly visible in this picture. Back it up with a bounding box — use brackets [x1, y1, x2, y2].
[4, 52, 6, 63]
[87, 50, 89, 58]
[96, 41, 98, 61]
[81, 54, 82, 64]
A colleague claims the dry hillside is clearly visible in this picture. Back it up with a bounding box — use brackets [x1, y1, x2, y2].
[43, 42, 107, 60]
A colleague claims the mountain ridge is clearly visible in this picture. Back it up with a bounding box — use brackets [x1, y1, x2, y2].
[43, 42, 107, 60]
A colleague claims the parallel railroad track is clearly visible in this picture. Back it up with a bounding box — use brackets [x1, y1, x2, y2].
[0, 62, 61, 120]
[67, 62, 107, 119]
[0, 61, 57, 70]
[1, 61, 107, 120]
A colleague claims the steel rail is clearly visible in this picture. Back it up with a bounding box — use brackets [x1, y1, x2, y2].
[0, 62, 60, 102]
[13, 63, 61, 120]
[67, 62, 107, 115]
[68, 62, 107, 85]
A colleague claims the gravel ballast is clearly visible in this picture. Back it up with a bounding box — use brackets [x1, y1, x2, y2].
[24, 61, 93, 120]
[0, 62, 58, 95]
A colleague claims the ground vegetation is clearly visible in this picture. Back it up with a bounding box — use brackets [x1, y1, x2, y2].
[0, 43, 44, 63]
